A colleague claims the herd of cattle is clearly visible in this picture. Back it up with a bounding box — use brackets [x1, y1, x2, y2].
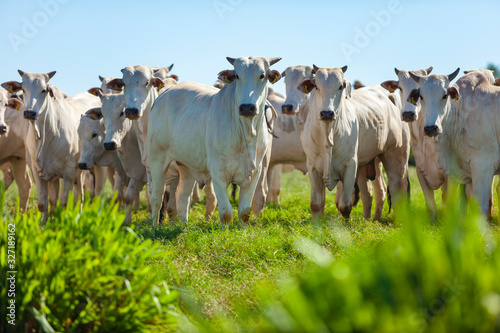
[1, 56, 500, 226]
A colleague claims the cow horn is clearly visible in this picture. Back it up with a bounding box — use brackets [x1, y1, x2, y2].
[281, 70, 287, 78]
[18, 70, 25, 78]
[394, 68, 400, 76]
[226, 57, 236, 65]
[47, 71, 56, 80]
[409, 71, 422, 83]
[268, 57, 282, 66]
[448, 68, 460, 82]
[340, 65, 348, 73]
[312, 64, 320, 74]
[425, 66, 433, 75]
[167, 64, 174, 72]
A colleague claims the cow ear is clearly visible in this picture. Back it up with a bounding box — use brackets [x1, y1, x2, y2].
[217, 70, 237, 84]
[343, 80, 352, 99]
[267, 69, 281, 84]
[88, 87, 103, 98]
[407, 89, 421, 105]
[47, 85, 55, 98]
[107, 79, 124, 92]
[85, 107, 103, 120]
[7, 98, 23, 111]
[297, 78, 316, 94]
[381, 80, 399, 93]
[150, 77, 165, 93]
[168, 74, 179, 82]
[495, 78, 500, 87]
[447, 85, 461, 101]
[1, 81, 22, 94]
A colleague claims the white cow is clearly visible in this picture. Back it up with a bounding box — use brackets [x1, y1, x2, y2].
[298, 65, 409, 219]
[0, 91, 31, 211]
[77, 109, 130, 205]
[2, 71, 101, 219]
[147, 56, 282, 226]
[408, 68, 500, 216]
[283, 65, 388, 219]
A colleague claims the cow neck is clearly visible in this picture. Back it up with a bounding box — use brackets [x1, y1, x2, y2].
[134, 88, 158, 165]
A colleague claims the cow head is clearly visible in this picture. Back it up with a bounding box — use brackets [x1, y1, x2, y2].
[93, 90, 131, 150]
[218, 56, 281, 117]
[381, 67, 433, 122]
[0, 90, 23, 136]
[2, 70, 57, 121]
[298, 65, 350, 123]
[408, 68, 461, 137]
[281, 65, 314, 115]
[78, 108, 105, 170]
[98, 75, 122, 95]
[152, 64, 175, 81]
[106, 65, 164, 120]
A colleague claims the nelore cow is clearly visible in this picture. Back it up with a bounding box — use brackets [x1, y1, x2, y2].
[147, 56, 282, 226]
[298, 65, 409, 219]
[408, 68, 500, 217]
[282, 65, 389, 220]
[0, 90, 31, 211]
[2, 71, 101, 220]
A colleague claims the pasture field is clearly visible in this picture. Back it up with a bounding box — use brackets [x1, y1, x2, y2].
[2, 166, 500, 331]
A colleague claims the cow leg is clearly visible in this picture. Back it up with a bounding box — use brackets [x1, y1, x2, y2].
[10, 159, 32, 213]
[471, 161, 494, 217]
[191, 183, 201, 203]
[93, 166, 107, 197]
[211, 176, 232, 226]
[267, 164, 282, 205]
[497, 176, 500, 219]
[38, 180, 50, 222]
[47, 179, 60, 213]
[380, 154, 408, 213]
[416, 170, 437, 219]
[175, 168, 196, 223]
[309, 168, 326, 220]
[112, 173, 124, 208]
[204, 181, 217, 219]
[239, 170, 263, 224]
[107, 166, 115, 189]
[373, 159, 387, 220]
[252, 164, 269, 216]
[1, 163, 14, 190]
[166, 177, 179, 218]
[148, 152, 173, 226]
[338, 165, 357, 219]
[357, 170, 373, 219]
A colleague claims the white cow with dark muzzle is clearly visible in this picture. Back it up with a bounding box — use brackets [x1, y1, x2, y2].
[408, 69, 500, 216]
[283, 65, 389, 220]
[299, 65, 409, 219]
[2, 71, 101, 219]
[147, 56, 282, 226]
[0, 90, 31, 211]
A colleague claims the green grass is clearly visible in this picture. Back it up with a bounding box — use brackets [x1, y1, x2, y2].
[3, 167, 500, 330]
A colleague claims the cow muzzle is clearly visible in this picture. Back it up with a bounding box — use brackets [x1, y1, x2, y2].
[402, 111, 417, 122]
[281, 104, 295, 115]
[104, 142, 117, 151]
[424, 125, 441, 137]
[125, 108, 140, 120]
[0, 125, 7, 135]
[24, 110, 37, 120]
[78, 162, 90, 170]
[239, 104, 257, 117]
[320, 111, 336, 122]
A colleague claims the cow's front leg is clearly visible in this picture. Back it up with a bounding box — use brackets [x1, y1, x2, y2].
[61, 174, 77, 208]
[125, 178, 145, 224]
[175, 168, 196, 223]
[357, 170, 373, 219]
[211, 176, 232, 227]
[240, 168, 263, 223]
[372, 159, 387, 220]
[204, 181, 218, 219]
[267, 164, 282, 205]
[10, 159, 32, 213]
[309, 168, 326, 220]
[471, 160, 495, 218]
[338, 163, 357, 219]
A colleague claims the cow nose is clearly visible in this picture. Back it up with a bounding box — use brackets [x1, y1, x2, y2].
[24, 110, 37, 120]
[320, 111, 335, 121]
[0, 125, 7, 134]
[282, 104, 294, 115]
[402, 111, 417, 122]
[424, 125, 440, 137]
[78, 162, 88, 170]
[125, 108, 140, 120]
[104, 142, 117, 151]
[239, 104, 257, 117]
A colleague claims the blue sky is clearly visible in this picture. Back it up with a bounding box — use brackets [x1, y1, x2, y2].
[0, 0, 497, 96]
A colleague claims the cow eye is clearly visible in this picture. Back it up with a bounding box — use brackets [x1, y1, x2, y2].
[260, 74, 265, 80]
[92, 133, 97, 138]
[235, 75, 239, 80]
[41, 90, 47, 94]
[442, 94, 448, 100]
[339, 85, 343, 91]
[145, 82, 149, 87]
[119, 111, 124, 117]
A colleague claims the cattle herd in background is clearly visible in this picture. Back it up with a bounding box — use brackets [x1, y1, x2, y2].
[1, 57, 500, 226]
